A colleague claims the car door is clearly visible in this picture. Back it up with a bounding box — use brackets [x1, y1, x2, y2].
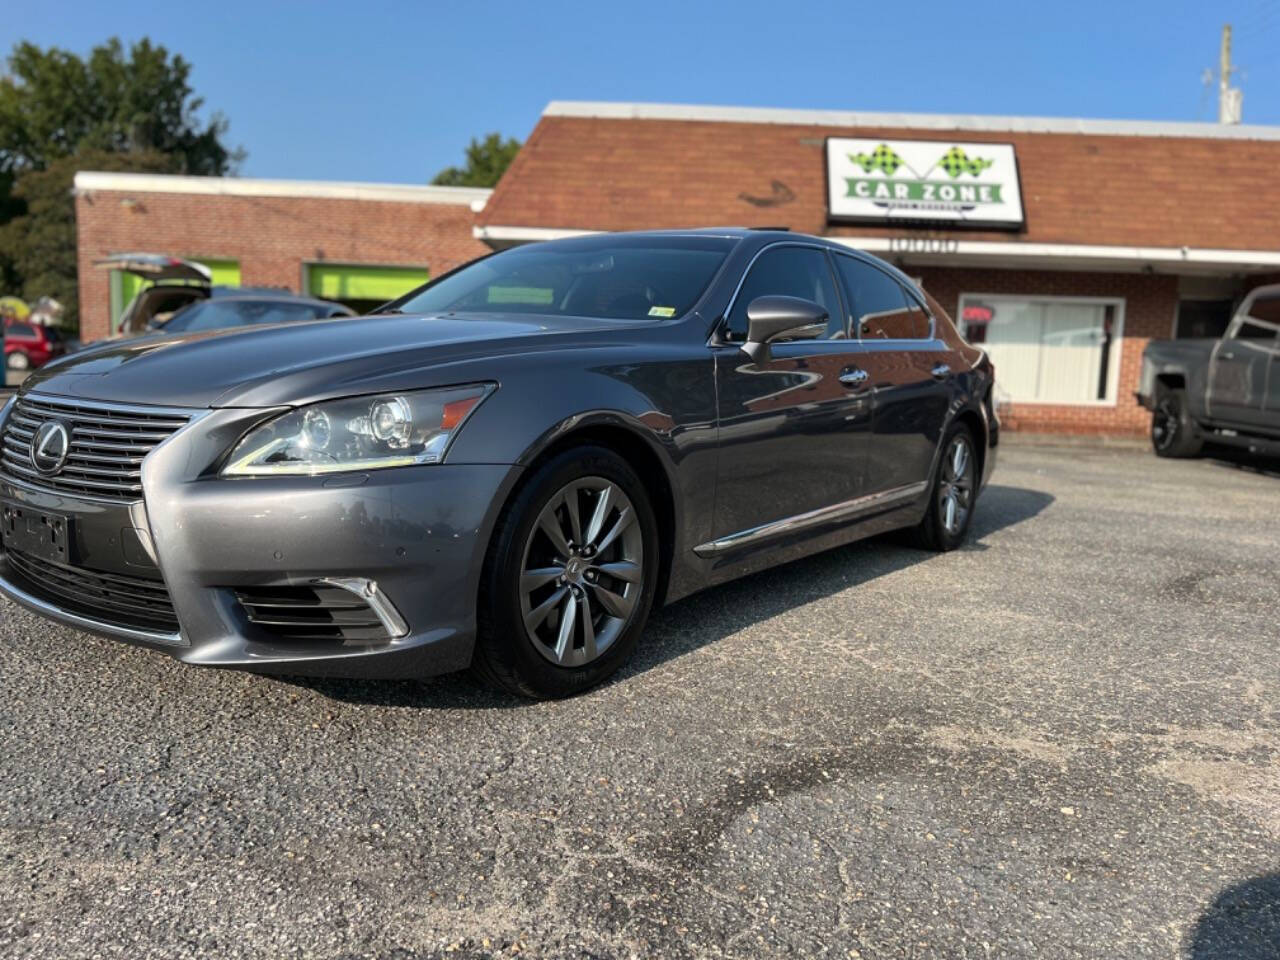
[1207, 304, 1279, 431]
[710, 244, 873, 547]
[1237, 290, 1280, 431]
[832, 254, 952, 494]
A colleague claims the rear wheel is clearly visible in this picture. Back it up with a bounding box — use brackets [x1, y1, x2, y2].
[472, 446, 659, 699]
[909, 424, 978, 552]
[1151, 387, 1203, 458]
[6, 351, 30, 371]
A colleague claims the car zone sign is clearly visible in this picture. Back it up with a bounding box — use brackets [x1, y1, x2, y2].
[826, 138, 1025, 229]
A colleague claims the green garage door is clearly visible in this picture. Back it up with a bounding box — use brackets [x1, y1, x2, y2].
[307, 264, 430, 314]
[113, 258, 241, 322]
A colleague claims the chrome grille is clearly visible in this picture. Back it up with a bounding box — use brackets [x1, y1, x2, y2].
[0, 395, 194, 502]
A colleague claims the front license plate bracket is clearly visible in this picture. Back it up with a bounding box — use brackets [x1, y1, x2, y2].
[1, 503, 75, 565]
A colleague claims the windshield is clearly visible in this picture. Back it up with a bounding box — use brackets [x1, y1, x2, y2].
[389, 235, 734, 321]
[160, 299, 332, 334]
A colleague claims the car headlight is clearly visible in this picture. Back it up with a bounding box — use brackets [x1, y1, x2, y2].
[221, 384, 494, 477]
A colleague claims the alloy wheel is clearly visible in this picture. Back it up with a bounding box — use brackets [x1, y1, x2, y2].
[1153, 398, 1178, 451]
[938, 434, 974, 536]
[519, 477, 644, 668]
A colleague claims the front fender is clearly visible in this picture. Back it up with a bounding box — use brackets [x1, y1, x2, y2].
[444, 347, 720, 604]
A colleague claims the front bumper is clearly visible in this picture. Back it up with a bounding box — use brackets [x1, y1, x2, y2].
[0, 403, 521, 678]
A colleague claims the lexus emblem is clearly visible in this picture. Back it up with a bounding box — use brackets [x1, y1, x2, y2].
[30, 421, 71, 476]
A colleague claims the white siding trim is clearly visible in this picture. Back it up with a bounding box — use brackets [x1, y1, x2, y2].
[831, 237, 1280, 274]
[473, 224, 600, 245]
[544, 100, 1280, 142]
[73, 172, 491, 206]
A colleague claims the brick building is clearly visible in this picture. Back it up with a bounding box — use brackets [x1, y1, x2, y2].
[477, 102, 1280, 437]
[73, 173, 492, 343]
[73, 100, 1280, 436]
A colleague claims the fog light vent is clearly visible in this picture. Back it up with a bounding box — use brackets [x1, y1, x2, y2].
[234, 584, 391, 644]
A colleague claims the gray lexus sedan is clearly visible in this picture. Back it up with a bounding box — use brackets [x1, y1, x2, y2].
[0, 230, 996, 698]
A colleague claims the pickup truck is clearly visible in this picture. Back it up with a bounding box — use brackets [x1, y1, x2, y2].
[1137, 283, 1280, 458]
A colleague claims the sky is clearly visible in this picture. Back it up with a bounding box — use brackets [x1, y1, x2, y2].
[6, 0, 1280, 184]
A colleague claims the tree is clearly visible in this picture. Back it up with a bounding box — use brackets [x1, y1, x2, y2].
[0, 37, 241, 329]
[0, 149, 176, 325]
[431, 133, 521, 188]
[0, 38, 238, 178]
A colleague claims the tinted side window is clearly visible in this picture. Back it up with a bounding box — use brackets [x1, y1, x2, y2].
[899, 286, 932, 340]
[1233, 318, 1278, 341]
[834, 257, 926, 339]
[728, 246, 843, 339]
[1245, 294, 1280, 326]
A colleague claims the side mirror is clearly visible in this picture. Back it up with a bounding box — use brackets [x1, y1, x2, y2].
[741, 295, 828, 362]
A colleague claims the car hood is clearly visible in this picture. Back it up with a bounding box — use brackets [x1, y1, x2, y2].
[23, 312, 648, 409]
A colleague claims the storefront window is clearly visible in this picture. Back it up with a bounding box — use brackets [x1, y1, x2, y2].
[958, 295, 1122, 404]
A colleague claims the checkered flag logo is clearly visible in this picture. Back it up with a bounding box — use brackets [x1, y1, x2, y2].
[850, 144, 906, 175]
[938, 146, 994, 178]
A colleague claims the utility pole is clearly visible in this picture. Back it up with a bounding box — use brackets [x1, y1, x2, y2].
[1218, 24, 1243, 124]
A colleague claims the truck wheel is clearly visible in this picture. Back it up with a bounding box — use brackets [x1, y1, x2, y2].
[1152, 387, 1203, 459]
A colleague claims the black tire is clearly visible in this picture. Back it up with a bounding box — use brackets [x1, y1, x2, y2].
[1151, 387, 1203, 459]
[908, 423, 979, 552]
[472, 445, 660, 699]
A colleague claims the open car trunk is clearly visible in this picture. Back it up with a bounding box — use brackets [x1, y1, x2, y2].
[95, 255, 214, 337]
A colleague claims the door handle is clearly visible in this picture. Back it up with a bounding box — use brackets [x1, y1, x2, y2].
[839, 368, 870, 388]
[931, 363, 951, 379]
[1221, 352, 1236, 360]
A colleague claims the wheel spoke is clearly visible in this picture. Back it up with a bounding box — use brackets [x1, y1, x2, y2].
[944, 491, 957, 531]
[592, 560, 641, 583]
[563, 488, 583, 546]
[521, 566, 563, 592]
[593, 506, 634, 555]
[952, 441, 968, 480]
[585, 485, 614, 546]
[589, 580, 635, 619]
[524, 585, 568, 633]
[538, 510, 572, 559]
[579, 591, 597, 661]
[553, 591, 578, 662]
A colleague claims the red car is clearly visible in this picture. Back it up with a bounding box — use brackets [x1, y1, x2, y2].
[4, 318, 66, 371]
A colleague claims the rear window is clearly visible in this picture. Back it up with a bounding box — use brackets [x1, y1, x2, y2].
[391, 236, 733, 322]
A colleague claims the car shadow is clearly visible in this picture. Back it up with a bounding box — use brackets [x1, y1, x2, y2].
[1186, 871, 1280, 959]
[289, 482, 1054, 708]
[1202, 444, 1280, 480]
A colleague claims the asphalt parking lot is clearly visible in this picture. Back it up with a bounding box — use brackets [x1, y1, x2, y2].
[1, 443, 1278, 959]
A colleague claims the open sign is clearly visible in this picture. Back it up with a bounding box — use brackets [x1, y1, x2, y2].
[962, 303, 995, 325]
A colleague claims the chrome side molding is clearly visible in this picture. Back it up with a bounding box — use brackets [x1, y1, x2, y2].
[693, 481, 928, 557]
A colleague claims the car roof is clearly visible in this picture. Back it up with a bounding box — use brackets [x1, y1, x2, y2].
[534, 226, 874, 254]
[533, 227, 917, 288]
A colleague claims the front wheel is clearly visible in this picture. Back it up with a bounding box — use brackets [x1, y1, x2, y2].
[1151, 387, 1203, 458]
[909, 424, 978, 552]
[472, 446, 660, 699]
[6, 351, 30, 371]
